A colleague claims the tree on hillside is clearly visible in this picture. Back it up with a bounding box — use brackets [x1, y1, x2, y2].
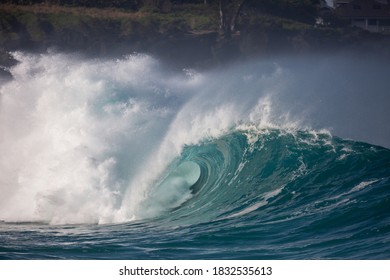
[168, 0, 320, 37]
[218, 0, 248, 37]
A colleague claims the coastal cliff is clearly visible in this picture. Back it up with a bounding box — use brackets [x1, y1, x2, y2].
[1, 2, 390, 69]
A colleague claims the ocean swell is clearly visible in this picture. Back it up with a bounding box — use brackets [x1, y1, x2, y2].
[0, 51, 389, 228]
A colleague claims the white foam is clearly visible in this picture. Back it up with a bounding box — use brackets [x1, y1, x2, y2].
[0, 53, 176, 224]
[0, 52, 317, 224]
[226, 186, 284, 219]
[350, 179, 379, 193]
[3, 52, 383, 224]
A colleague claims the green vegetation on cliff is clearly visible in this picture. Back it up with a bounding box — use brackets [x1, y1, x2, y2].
[0, 2, 219, 49]
[0, 0, 389, 67]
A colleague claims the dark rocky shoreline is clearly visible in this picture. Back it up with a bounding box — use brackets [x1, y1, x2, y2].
[1, 3, 390, 74]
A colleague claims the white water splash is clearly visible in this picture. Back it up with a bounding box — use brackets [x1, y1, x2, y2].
[1, 51, 388, 224]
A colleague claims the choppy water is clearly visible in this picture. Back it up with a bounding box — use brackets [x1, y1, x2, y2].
[0, 52, 389, 259]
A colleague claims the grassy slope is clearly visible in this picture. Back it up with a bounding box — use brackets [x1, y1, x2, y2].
[0, 3, 389, 66]
[0, 4, 220, 45]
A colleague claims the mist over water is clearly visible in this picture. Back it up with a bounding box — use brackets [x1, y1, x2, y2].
[272, 54, 390, 148]
[0, 51, 389, 226]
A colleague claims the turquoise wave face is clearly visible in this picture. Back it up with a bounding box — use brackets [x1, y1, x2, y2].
[152, 129, 390, 226]
[135, 128, 390, 258]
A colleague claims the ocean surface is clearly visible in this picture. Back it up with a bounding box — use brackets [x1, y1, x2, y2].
[0, 52, 389, 259]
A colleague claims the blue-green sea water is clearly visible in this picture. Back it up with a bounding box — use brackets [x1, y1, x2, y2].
[0, 52, 389, 259]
